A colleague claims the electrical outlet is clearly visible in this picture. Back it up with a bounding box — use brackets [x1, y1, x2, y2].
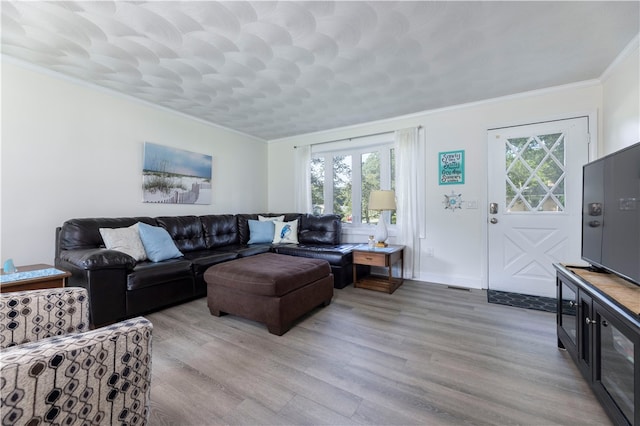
[426, 247, 434, 257]
[467, 200, 478, 209]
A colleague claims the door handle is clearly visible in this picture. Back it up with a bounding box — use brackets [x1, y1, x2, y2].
[489, 203, 498, 214]
[490, 218, 498, 224]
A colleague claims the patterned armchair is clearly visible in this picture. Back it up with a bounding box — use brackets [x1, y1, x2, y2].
[0, 287, 152, 425]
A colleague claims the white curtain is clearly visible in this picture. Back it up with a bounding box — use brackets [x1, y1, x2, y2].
[395, 127, 426, 279]
[294, 145, 312, 213]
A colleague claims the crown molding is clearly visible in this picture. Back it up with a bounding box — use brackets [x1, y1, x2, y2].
[1, 54, 267, 144]
[600, 33, 640, 82]
[3, 52, 606, 146]
[268, 79, 602, 144]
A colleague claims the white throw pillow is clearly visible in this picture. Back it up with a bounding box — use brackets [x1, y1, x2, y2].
[259, 215, 285, 222]
[99, 224, 147, 261]
[272, 219, 299, 244]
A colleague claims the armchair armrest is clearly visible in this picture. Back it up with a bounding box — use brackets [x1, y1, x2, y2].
[0, 316, 152, 425]
[0, 288, 90, 349]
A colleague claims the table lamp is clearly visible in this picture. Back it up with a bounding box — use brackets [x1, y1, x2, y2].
[368, 190, 396, 247]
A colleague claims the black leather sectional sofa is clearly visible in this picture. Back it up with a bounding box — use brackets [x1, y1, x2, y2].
[55, 213, 367, 327]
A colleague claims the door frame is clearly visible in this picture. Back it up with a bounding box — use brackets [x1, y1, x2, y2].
[481, 110, 598, 289]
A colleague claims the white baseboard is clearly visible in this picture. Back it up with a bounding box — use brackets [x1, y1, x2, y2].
[414, 272, 484, 290]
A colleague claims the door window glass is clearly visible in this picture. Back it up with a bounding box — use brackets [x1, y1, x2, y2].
[505, 133, 566, 212]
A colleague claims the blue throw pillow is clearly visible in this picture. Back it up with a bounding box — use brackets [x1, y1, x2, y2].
[248, 219, 275, 244]
[137, 222, 183, 262]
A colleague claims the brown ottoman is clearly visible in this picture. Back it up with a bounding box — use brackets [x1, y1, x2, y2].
[204, 253, 334, 335]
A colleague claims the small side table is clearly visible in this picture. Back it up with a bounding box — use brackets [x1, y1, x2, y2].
[352, 245, 404, 294]
[0, 264, 71, 293]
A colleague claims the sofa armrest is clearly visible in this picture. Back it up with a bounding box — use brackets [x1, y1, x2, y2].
[58, 248, 137, 270]
[0, 288, 90, 349]
[55, 255, 130, 328]
[0, 316, 152, 425]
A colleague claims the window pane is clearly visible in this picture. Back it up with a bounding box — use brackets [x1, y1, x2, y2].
[333, 155, 352, 223]
[310, 143, 395, 227]
[361, 152, 380, 224]
[311, 157, 325, 215]
[505, 133, 566, 213]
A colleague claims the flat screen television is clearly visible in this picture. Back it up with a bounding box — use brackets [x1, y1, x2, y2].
[582, 141, 640, 286]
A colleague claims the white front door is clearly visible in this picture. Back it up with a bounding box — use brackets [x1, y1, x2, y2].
[487, 117, 590, 298]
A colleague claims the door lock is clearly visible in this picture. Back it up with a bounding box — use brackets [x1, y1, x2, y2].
[489, 203, 498, 214]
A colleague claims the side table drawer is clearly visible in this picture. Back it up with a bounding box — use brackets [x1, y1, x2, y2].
[353, 251, 387, 267]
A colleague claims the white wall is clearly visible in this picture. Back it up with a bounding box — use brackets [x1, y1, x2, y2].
[6, 41, 635, 286]
[1, 61, 268, 266]
[268, 84, 602, 289]
[601, 37, 640, 155]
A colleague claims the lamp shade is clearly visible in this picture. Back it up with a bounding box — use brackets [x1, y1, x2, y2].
[368, 190, 396, 211]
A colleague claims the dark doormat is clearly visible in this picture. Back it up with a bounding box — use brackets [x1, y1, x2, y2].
[487, 290, 556, 313]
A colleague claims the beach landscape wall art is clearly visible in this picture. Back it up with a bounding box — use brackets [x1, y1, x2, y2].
[142, 142, 212, 204]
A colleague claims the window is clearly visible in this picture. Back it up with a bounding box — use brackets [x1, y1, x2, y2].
[505, 133, 566, 212]
[311, 137, 395, 226]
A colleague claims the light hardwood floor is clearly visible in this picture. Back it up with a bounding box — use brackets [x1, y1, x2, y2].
[146, 280, 611, 425]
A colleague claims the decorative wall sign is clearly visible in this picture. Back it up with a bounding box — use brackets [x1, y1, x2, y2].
[142, 142, 212, 204]
[443, 190, 463, 211]
[439, 150, 465, 185]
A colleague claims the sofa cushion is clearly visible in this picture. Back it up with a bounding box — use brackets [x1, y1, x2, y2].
[259, 215, 284, 222]
[237, 214, 258, 244]
[156, 216, 206, 252]
[128, 259, 193, 291]
[213, 244, 272, 258]
[299, 214, 342, 245]
[201, 214, 239, 248]
[99, 224, 147, 261]
[182, 250, 238, 275]
[137, 222, 183, 262]
[59, 217, 156, 250]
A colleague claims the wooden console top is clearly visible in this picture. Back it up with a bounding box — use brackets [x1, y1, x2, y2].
[566, 266, 640, 316]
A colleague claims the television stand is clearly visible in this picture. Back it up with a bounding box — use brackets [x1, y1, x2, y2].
[558, 264, 607, 274]
[555, 263, 639, 426]
[585, 265, 608, 274]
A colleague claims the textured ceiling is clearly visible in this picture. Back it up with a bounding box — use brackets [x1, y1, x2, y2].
[2, 1, 638, 140]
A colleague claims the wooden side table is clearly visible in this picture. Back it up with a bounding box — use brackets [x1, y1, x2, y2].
[0, 264, 71, 293]
[352, 245, 404, 294]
